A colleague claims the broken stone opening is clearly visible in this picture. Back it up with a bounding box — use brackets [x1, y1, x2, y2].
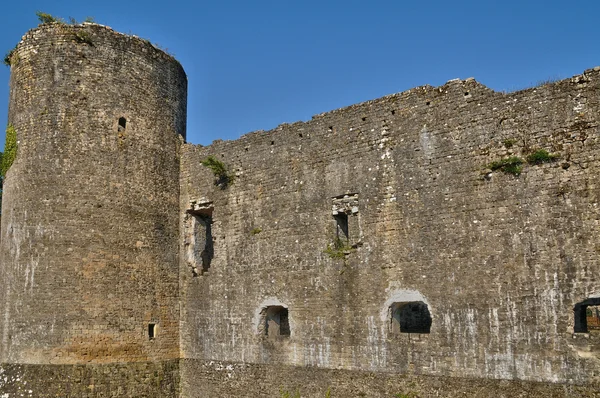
[332, 193, 360, 246]
[118, 117, 127, 132]
[574, 298, 600, 333]
[261, 306, 290, 338]
[186, 200, 214, 277]
[389, 301, 432, 334]
[148, 323, 157, 340]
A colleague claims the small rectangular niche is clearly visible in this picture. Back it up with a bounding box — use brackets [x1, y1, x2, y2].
[118, 117, 127, 132]
[148, 323, 157, 340]
[390, 301, 431, 334]
[262, 306, 290, 339]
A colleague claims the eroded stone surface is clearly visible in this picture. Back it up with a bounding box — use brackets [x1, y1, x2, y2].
[2, 21, 600, 398]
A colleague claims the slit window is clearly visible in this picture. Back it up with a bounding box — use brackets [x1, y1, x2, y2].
[261, 306, 290, 338]
[118, 117, 127, 132]
[389, 301, 432, 334]
[148, 323, 157, 340]
[574, 298, 600, 333]
[334, 213, 349, 241]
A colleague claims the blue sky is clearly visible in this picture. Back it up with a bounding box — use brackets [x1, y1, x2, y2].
[0, 0, 598, 148]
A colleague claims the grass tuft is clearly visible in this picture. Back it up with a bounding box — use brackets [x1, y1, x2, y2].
[488, 156, 524, 176]
[526, 149, 559, 165]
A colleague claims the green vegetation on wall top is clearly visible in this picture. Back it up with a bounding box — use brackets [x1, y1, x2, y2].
[35, 11, 94, 26]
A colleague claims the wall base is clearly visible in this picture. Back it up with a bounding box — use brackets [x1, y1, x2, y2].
[181, 359, 599, 398]
[0, 360, 179, 397]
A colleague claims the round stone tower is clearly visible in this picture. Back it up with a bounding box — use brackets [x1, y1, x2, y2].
[0, 22, 186, 394]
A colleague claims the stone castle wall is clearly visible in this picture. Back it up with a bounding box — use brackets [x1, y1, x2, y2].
[1, 20, 600, 398]
[180, 68, 600, 396]
[0, 23, 186, 396]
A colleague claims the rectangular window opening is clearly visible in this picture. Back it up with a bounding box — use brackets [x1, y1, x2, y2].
[263, 306, 290, 338]
[390, 301, 431, 334]
[575, 298, 600, 333]
[185, 201, 214, 277]
[331, 193, 359, 247]
[334, 213, 349, 242]
[148, 323, 157, 340]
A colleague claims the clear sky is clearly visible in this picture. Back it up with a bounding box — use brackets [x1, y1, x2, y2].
[0, 0, 598, 148]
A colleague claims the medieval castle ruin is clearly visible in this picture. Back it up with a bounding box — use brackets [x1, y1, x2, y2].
[0, 22, 599, 397]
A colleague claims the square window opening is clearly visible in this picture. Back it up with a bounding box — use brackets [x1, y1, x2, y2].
[390, 301, 431, 334]
[262, 306, 290, 338]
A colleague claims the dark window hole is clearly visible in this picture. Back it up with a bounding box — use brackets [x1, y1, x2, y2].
[426, 101, 431, 106]
[271, 141, 275, 146]
[391, 110, 395, 115]
[299, 133, 303, 138]
[148, 323, 157, 340]
[262, 306, 290, 338]
[361, 117, 366, 121]
[390, 301, 431, 334]
[574, 297, 600, 333]
[464, 92, 470, 96]
[334, 212, 349, 242]
[118, 117, 127, 132]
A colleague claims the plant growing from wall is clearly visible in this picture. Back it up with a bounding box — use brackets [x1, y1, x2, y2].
[324, 236, 353, 260]
[3, 46, 18, 67]
[72, 30, 93, 45]
[526, 149, 559, 165]
[502, 138, 517, 148]
[201, 155, 234, 188]
[36, 11, 63, 25]
[250, 227, 262, 235]
[280, 388, 301, 398]
[487, 156, 524, 176]
[1, 124, 17, 177]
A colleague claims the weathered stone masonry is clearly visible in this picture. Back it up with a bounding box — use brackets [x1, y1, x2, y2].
[1, 23, 185, 396]
[180, 70, 600, 396]
[1, 22, 600, 397]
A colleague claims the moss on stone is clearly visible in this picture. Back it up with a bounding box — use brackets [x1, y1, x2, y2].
[1, 124, 17, 177]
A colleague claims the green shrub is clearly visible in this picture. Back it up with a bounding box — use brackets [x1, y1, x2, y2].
[3, 46, 18, 67]
[1, 124, 17, 177]
[488, 156, 524, 176]
[36, 11, 63, 24]
[201, 155, 234, 187]
[526, 149, 559, 165]
[250, 227, 262, 235]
